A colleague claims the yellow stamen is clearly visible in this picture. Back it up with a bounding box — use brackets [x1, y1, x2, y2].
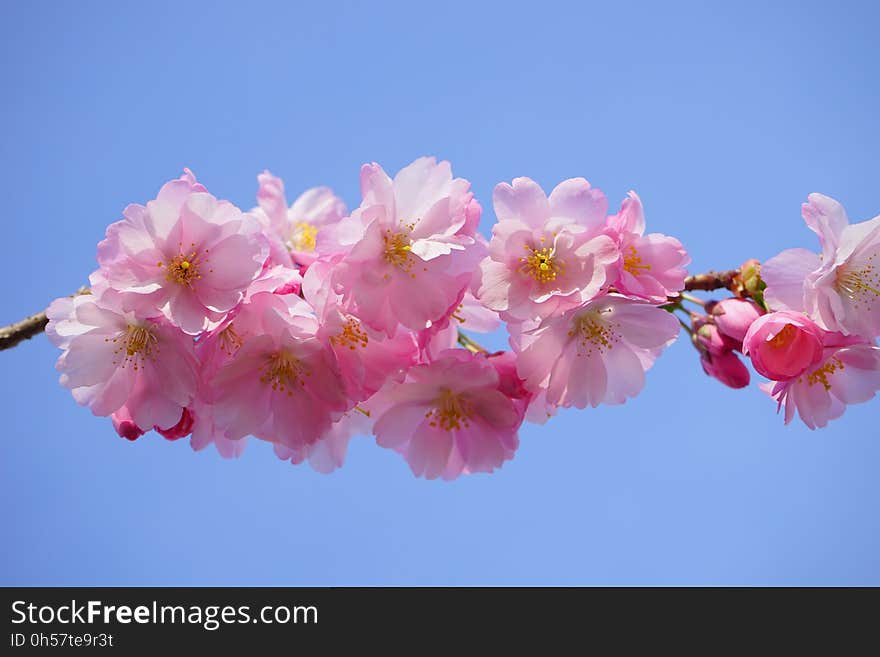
[836, 254, 880, 311]
[106, 324, 158, 371]
[259, 351, 309, 396]
[623, 245, 651, 276]
[163, 242, 209, 288]
[568, 308, 619, 357]
[519, 244, 563, 284]
[289, 222, 319, 252]
[330, 317, 369, 351]
[805, 358, 844, 391]
[425, 388, 473, 431]
[383, 228, 415, 273]
[218, 323, 243, 356]
[767, 323, 797, 350]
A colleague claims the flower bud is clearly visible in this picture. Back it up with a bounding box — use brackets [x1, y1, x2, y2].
[695, 321, 737, 356]
[711, 298, 763, 344]
[742, 311, 825, 380]
[740, 259, 763, 297]
[700, 350, 751, 389]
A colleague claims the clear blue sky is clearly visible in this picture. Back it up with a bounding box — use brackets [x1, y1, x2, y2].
[2, 0, 878, 585]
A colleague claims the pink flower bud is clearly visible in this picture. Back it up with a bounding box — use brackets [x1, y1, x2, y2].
[700, 350, 751, 389]
[156, 408, 195, 441]
[742, 311, 825, 381]
[711, 298, 763, 344]
[111, 406, 145, 442]
[695, 322, 737, 356]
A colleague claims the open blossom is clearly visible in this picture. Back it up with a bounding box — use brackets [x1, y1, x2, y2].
[302, 260, 419, 401]
[96, 169, 268, 335]
[477, 177, 618, 321]
[605, 192, 690, 302]
[765, 342, 880, 429]
[371, 350, 521, 480]
[209, 293, 350, 449]
[254, 170, 347, 267]
[516, 295, 680, 408]
[742, 311, 825, 381]
[331, 157, 483, 337]
[45, 293, 198, 431]
[763, 193, 880, 338]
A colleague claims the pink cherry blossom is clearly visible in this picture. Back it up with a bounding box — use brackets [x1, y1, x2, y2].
[742, 311, 825, 381]
[763, 193, 880, 338]
[209, 293, 350, 449]
[606, 191, 690, 302]
[370, 350, 521, 480]
[477, 177, 618, 321]
[45, 292, 198, 431]
[302, 260, 419, 401]
[516, 295, 680, 408]
[331, 157, 483, 337]
[96, 170, 268, 335]
[254, 170, 347, 267]
[765, 342, 880, 429]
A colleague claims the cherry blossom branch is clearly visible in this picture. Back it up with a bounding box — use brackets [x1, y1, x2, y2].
[0, 287, 89, 352]
[682, 269, 739, 292]
[0, 269, 744, 354]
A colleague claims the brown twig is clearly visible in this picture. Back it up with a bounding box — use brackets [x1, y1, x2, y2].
[0, 287, 89, 352]
[682, 269, 739, 292]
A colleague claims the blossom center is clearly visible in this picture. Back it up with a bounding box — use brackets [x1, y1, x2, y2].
[383, 228, 415, 272]
[289, 222, 318, 252]
[569, 309, 619, 356]
[805, 358, 844, 391]
[767, 323, 797, 351]
[160, 242, 211, 288]
[623, 245, 651, 276]
[330, 317, 369, 350]
[836, 256, 880, 309]
[426, 388, 473, 431]
[107, 324, 158, 370]
[260, 351, 309, 395]
[218, 323, 243, 356]
[520, 244, 563, 284]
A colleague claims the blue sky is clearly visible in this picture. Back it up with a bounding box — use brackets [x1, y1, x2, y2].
[1, 0, 878, 585]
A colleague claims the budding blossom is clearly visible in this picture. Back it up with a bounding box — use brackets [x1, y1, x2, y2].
[695, 322, 750, 389]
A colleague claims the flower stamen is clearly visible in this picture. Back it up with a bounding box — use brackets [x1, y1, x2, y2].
[519, 244, 563, 284]
[426, 388, 473, 431]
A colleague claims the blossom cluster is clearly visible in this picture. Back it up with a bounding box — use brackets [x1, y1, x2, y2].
[45, 159, 695, 478]
[689, 194, 880, 428]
